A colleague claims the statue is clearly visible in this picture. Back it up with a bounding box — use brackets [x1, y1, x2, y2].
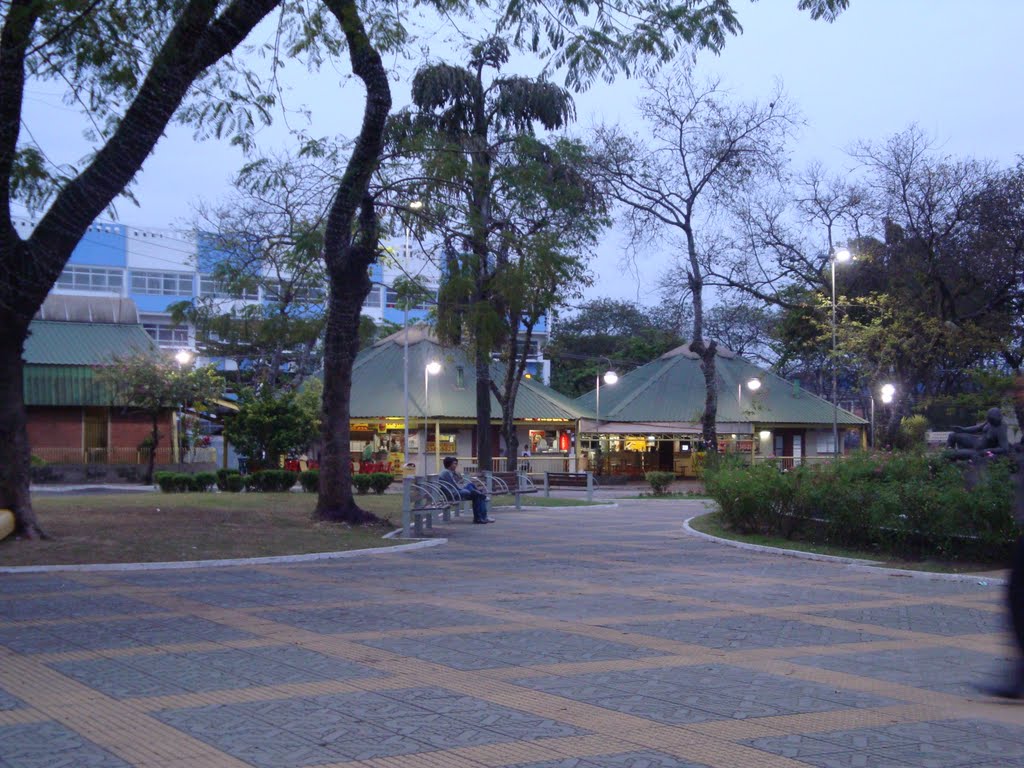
[946, 407, 1010, 460]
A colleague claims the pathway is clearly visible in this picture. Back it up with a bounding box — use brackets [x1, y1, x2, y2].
[0, 498, 1021, 767]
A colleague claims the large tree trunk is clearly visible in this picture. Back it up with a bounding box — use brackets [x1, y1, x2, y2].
[316, 0, 390, 522]
[686, 227, 718, 452]
[691, 340, 718, 453]
[0, 0, 280, 541]
[316, 245, 379, 523]
[0, 326, 44, 538]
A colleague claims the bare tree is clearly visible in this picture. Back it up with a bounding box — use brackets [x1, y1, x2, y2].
[592, 68, 799, 450]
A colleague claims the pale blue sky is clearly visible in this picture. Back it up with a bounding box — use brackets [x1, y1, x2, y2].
[19, 1, 1024, 304]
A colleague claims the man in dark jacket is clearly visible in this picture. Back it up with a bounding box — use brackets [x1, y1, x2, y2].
[438, 456, 492, 524]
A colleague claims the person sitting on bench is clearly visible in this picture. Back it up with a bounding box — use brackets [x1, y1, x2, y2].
[438, 456, 493, 524]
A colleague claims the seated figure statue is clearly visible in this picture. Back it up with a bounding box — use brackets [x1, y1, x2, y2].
[946, 407, 1010, 460]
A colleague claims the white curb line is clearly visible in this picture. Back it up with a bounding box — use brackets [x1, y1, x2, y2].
[682, 509, 1007, 586]
[0, 538, 446, 574]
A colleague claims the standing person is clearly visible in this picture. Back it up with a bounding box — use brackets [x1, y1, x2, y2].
[977, 384, 1024, 699]
[438, 456, 493, 524]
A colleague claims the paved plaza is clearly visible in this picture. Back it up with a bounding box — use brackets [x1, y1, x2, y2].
[1, 497, 1022, 767]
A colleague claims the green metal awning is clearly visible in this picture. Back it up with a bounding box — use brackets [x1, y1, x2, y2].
[23, 320, 159, 406]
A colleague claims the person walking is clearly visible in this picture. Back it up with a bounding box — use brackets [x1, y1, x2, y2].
[438, 456, 493, 524]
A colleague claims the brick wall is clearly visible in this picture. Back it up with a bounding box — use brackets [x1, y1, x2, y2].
[111, 410, 173, 449]
[27, 407, 82, 449]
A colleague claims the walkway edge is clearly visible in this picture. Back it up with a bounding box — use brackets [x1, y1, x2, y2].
[0, 538, 446, 574]
[682, 509, 1007, 585]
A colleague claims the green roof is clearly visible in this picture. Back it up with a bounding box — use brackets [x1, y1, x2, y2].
[575, 345, 866, 427]
[350, 327, 591, 422]
[24, 321, 157, 365]
[23, 321, 158, 406]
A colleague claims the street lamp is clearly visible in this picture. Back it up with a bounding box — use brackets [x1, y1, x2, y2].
[402, 200, 424, 468]
[831, 247, 853, 459]
[870, 383, 896, 449]
[423, 360, 441, 476]
[173, 349, 194, 465]
[738, 377, 761, 408]
[595, 367, 618, 474]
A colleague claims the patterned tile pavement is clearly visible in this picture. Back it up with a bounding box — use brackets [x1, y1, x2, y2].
[1, 496, 1022, 767]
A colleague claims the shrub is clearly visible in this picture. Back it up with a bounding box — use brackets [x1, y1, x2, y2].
[154, 471, 177, 493]
[704, 450, 1022, 562]
[895, 414, 930, 451]
[216, 468, 241, 491]
[352, 473, 374, 495]
[369, 472, 394, 495]
[30, 454, 46, 467]
[244, 469, 299, 492]
[193, 472, 217, 492]
[644, 471, 675, 496]
[299, 470, 320, 493]
[224, 474, 245, 492]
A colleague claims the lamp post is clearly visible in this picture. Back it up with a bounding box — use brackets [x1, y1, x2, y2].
[831, 247, 852, 459]
[402, 200, 423, 468]
[423, 360, 441, 476]
[595, 366, 618, 474]
[873, 383, 895, 450]
[173, 349, 193, 466]
[738, 377, 761, 409]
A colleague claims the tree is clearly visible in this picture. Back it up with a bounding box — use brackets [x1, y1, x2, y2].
[398, 37, 578, 468]
[97, 356, 225, 484]
[2, 0, 849, 534]
[1, 0, 283, 536]
[172, 152, 331, 390]
[225, 384, 321, 470]
[593, 68, 798, 450]
[546, 299, 684, 396]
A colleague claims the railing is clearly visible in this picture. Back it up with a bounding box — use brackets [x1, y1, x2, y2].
[750, 455, 835, 470]
[33, 446, 174, 465]
[464, 454, 577, 479]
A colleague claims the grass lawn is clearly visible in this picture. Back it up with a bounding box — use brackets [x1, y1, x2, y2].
[688, 510, 1007, 576]
[0, 492, 602, 567]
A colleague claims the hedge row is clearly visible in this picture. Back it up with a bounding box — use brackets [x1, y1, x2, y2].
[154, 471, 218, 493]
[297, 470, 393, 495]
[703, 452, 1021, 562]
[158, 468, 395, 495]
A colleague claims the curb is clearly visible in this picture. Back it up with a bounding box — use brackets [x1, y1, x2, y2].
[682, 510, 1007, 586]
[0, 538, 447, 574]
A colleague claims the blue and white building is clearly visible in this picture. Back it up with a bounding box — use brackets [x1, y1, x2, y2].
[21, 216, 552, 380]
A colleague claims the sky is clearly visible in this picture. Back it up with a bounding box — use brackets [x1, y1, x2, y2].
[18, 1, 1024, 307]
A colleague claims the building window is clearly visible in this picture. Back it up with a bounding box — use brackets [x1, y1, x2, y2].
[264, 281, 325, 303]
[55, 265, 123, 292]
[131, 270, 194, 296]
[199, 275, 258, 300]
[142, 323, 189, 347]
[385, 286, 435, 310]
[363, 287, 382, 310]
[455, 366, 465, 389]
[815, 433, 835, 454]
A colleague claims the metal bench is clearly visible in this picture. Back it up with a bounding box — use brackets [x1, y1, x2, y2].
[481, 470, 538, 511]
[543, 471, 595, 502]
[400, 476, 466, 537]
